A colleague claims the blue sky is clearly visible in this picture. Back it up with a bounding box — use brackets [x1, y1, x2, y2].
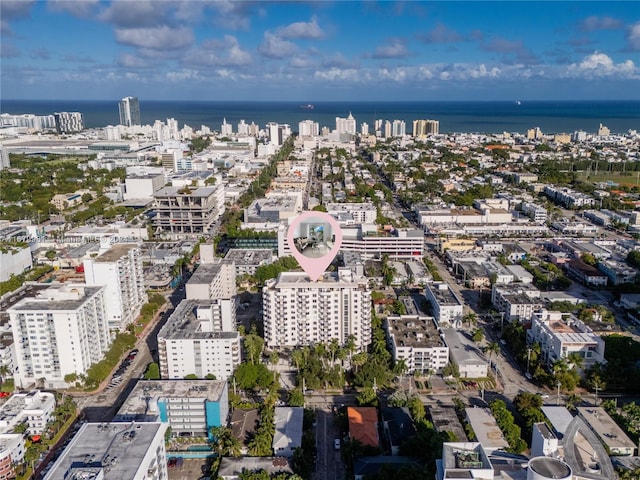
[1, 1, 639, 101]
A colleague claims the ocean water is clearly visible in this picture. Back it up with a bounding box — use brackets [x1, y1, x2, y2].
[1, 99, 639, 134]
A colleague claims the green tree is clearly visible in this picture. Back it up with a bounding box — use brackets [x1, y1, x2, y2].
[288, 389, 305, 407]
[472, 329, 484, 343]
[210, 426, 241, 457]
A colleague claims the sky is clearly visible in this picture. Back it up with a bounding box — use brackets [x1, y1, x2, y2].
[1, 0, 639, 101]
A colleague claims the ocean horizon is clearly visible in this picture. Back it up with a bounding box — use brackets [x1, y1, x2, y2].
[1, 99, 639, 135]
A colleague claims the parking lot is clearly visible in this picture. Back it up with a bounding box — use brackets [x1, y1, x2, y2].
[104, 348, 139, 392]
[167, 458, 209, 480]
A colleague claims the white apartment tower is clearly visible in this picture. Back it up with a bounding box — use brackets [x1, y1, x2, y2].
[336, 113, 356, 136]
[8, 284, 111, 389]
[361, 122, 369, 136]
[119, 96, 141, 126]
[83, 243, 147, 331]
[298, 120, 319, 137]
[262, 269, 372, 351]
[221, 118, 233, 136]
[392, 120, 406, 137]
[53, 112, 84, 133]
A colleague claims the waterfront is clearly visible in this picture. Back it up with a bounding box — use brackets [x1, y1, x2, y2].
[2, 99, 639, 134]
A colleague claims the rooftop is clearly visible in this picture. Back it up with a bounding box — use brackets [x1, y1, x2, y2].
[428, 406, 468, 442]
[442, 329, 486, 366]
[441, 442, 493, 471]
[154, 186, 217, 198]
[230, 408, 259, 447]
[577, 407, 636, 452]
[464, 408, 509, 451]
[347, 407, 379, 448]
[116, 379, 227, 417]
[93, 243, 139, 263]
[218, 457, 292, 478]
[381, 407, 416, 445]
[273, 407, 303, 450]
[188, 261, 230, 284]
[224, 248, 272, 265]
[426, 282, 462, 306]
[158, 299, 239, 341]
[8, 284, 104, 312]
[43, 422, 166, 480]
[386, 315, 444, 348]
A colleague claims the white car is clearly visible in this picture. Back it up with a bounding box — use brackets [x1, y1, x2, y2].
[334, 439, 340, 450]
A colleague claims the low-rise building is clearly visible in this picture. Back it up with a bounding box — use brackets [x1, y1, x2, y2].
[491, 284, 542, 323]
[597, 259, 638, 285]
[0, 390, 55, 435]
[348, 407, 379, 449]
[463, 409, 509, 454]
[224, 249, 273, 275]
[0, 245, 32, 283]
[273, 407, 303, 457]
[218, 457, 293, 480]
[381, 407, 416, 456]
[384, 315, 448, 374]
[186, 260, 237, 301]
[527, 310, 606, 372]
[0, 434, 25, 480]
[577, 407, 636, 456]
[230, 408, 259, 454]
[436, 442, 494, 480]
[442, 329, 488, 379]
[565, 259, 609, 287]
[42, 422, 168, 480]
[428, 407, 467, 443]
[114, 380, 228, 439]
[425, 283, 464, 327]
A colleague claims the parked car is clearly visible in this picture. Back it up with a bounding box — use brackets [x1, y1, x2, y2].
[334, 438, 340, 450]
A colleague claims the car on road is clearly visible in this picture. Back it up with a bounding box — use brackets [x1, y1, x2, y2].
[334, 438, 340, 450]
[304, 389, 314, 394]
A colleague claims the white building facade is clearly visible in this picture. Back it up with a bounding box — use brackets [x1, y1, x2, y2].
[8, 285, 110, 389]
[262, 270, 372, 351]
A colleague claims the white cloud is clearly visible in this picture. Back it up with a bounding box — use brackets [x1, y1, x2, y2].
[258, 32, 297, 59]
[566, 52, 638, 78]
[372, 39, 409, 59]
[166, 69, 203, 82]
[115, 26, 194, 50]
[580, 16, 624, 32]
[314, 68, 360, 82]
[189, 35, 252, 67]
[628, 21, 640, 51]
[276, 16, 324, 39]
[48, 0, 99, 18]
[118, 53, 152, 68]
[99, 0, 170, 28]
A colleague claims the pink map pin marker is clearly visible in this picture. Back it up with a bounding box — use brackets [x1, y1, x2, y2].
[287, 211, 343, 281]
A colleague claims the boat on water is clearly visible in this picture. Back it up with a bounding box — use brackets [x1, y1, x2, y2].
[515, 100, 522, 105]
[299, 104, 314, 110]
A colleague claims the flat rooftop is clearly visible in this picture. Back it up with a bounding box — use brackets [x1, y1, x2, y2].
[441, 442, 492, 470]
[43, 422, 165, 480]
[577, 407, 636, 452]
[117, 379, 227, 416]
[158, 299, 239, 341]
[442, 329, 486, 366]
[464, 408, 509, 451]
[187, 262, 227, 284]
[154, 186, 217, 198]
[93, 244, 138, 263]
[428, 406, 468, 442]
[426, 283, 461, 306]
[8, 284, 103, 312]
[386, 315, 443, 348]
[224, 248, 272, 265]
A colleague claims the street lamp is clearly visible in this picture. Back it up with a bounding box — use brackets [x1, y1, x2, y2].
[557, 381, 562, 406]
[526, 348, 532, 376]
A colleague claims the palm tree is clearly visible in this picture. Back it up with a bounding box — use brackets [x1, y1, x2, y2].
[566, 393, 582, 411]
[464, 312, 478, 329]
[351, 352, 368, 374]
[566, 352, 584, 372]
[291, 349, 304, 375]
[210, 426, 241, 457]
[485, 342, 500, 367]
[344, 335, 357, 366]
[589, 373, 607, 406]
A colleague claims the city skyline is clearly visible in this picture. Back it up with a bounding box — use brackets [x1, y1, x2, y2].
[0, 1, 639, 101]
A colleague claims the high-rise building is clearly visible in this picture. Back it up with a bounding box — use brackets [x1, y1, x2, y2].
[221, 118, 233, 136]
[336, 113, 356, 136]
[118, 96, 141, 127]
[53, 112, 84, 133]
[157, 300, 241, 380]
[597, 123, 610, 136]
[262, 269, 372, 351]
[384, 120, 392, 138]
[360, 122, 369, 136]
[83, 244, 147, 331]
[412, 119, 440, 136]
[298, 120, 319, 137]
[8, 284, 110, 389]
[392, 120, 406, 137]
[153, 185, 224, 235]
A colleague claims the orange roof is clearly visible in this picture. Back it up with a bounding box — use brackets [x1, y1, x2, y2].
[347, 407, 379, 448]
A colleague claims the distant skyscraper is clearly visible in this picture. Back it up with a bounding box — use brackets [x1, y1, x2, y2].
[53, 112, 84, 133]
[119, 96, 141, 126]
[298, 120, 319, 137]
[392, 119, 406, 137]
[336, 113, 356, 136]
[412, 119, 439, 137]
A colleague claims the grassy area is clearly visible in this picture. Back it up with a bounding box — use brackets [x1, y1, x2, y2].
[577, 171, 640, 187]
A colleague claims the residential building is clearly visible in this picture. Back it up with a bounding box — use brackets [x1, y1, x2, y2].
[412, 119, 439, 137]
[347, 407, 379, 449]
[262, 269, 372, 351]
[124, 173, 164, 200]
[436, 442, 494, 480]
[115, 380, 228, 439]
[491, 284, 542, 323]
[336, 113, 356, 136]
[527, 310, 606, 372]
[157, 300, 241, 380]
[230, 408, 259, 454]
[384, 315, 449, 374]
[464, 409, 509, 454]
[544, 185, 596, 208]
[521, 202, 548, 223]
[381, 407, 416, 455]
[577, 407, 635, 456]
[8, 284, 110, 389]
[245, 196, 300, 225]
[425, 283, 464, 327]
[565, 259, 608, 287]
[218, 457, 293, 480]
[53, 112, 84, 133]
[224, 249, 273, 276]
[42, 422, 168, 480]
[0, 245, 32, 282]
[273, 407, 303, 457]
[153, 185, 224, 235]
[0, 390, 55, 435]
[428, 407, 467, 443]
[597, 259, 638, 285]
[298, 120, 319, 137]
[0, 434, 25, 480]
[83, 244, 147, 331]
[186, 260, 237, 302]
[329, 225, 424, 260]
[325, 202, 377, 225]
[441, 329, 488, 379]
[118, 96, 141, 127]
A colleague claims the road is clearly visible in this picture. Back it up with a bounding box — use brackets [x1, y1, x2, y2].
[313, 408, 344, 480]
